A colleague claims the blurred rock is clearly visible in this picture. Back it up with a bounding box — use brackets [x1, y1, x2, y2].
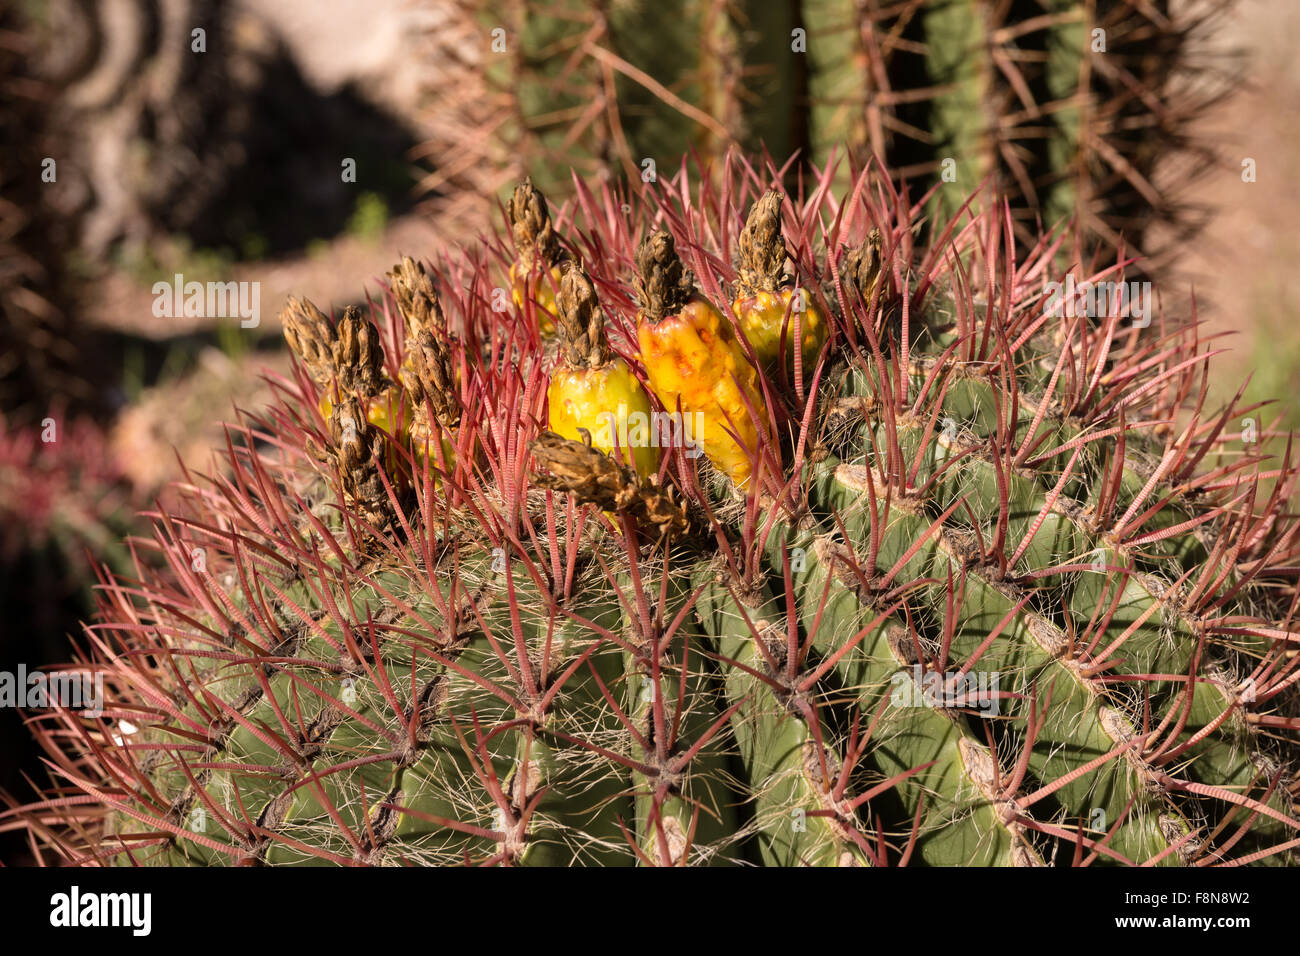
[110, 345, 291, 490]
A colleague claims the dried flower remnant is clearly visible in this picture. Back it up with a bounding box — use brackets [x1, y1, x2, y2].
[508, 177, 567, 335]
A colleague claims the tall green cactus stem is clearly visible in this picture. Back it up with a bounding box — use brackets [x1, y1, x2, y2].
[468, 0, 1235, 269]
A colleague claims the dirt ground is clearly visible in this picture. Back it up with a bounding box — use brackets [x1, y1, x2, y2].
[89, 0, 486, 487]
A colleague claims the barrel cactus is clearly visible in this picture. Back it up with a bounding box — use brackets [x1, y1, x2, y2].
[8, 153, 1299, 866]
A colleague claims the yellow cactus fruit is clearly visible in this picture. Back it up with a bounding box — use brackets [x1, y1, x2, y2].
[635, 230, 769, 489]
[548, 263, 659, 478]
[731, 190, 828, 375]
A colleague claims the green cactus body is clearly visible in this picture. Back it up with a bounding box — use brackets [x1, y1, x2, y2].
[9, 155, 1298, 868]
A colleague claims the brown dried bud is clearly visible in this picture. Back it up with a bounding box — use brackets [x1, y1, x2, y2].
[333, 306, 386, 398]
[281, 296, 336, 385]
[329, 396, 393, 528]
[736, 190, 789, 296]
[405, 330, 460, 428]
[635, 231, 695, 323]
[508, 177, 562, 270]
[330, 397, 369, 478]
[843, 230, 884, 304]
[556, 263, 610, 369]
[388, 256, 446, 341]
[842, 229, 899, 340]
[529, 431, 690, 539]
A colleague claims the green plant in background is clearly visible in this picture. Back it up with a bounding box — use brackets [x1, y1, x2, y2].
[113, 237, 239, 292]
[7, 154, 1299, 866]
[1207, 281, 1300, 505]
[240, 233, 270, 261]
[347, 192, 391, 245]
[1241, 280, 1300, 433]
[216, 319, 251, 362]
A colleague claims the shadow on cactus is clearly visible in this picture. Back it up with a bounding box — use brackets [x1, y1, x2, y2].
[5, 152, 1299, 867]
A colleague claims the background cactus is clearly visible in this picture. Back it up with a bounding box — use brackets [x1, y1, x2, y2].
[450, 0, 1236, 272]
[0, 410, 144, 865]
[0, 1, 86, 422]
[6, 154, 1299, 867]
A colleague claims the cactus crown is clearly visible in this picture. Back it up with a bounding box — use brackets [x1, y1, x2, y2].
[6, 152, 1299, 868]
